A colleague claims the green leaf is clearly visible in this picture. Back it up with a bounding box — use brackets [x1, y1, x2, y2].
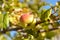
[28, 4, 38, 11]
[53, 22, 59, 28]
[37, 33, 45, 40]
[40, 22, 49, 30]
[40, 9, 52, 21]
[39, 9, 46, 18]
[0, 12, 3, 28]
[3, 13, 9, 29]
[17, 2, 28, 8]
[46, 31, 55, 39]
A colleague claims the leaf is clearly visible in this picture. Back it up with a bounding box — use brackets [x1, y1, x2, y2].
[46, 31, 56, 39]
[40, 22, 49, 30]
[56, 1, 60, 5]
[39, 9, 46, 18]
[28, 4, 38, 11]
[28, 34, 35, 40]
[53, 22, 59, 28]
[3, 13, 9, 29]
[0, 12, 3, 28]
[40, 9, 52, 21]
[37, 33, 45, 40]
[0, 0, 3, 5]
[21, 3, 28, 8]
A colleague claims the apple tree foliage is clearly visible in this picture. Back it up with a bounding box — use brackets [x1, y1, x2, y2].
[0, 0, 60, 40]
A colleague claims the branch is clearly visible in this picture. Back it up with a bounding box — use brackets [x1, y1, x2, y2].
[39, 27, 59, 33]
[0, 26, 60, 33]
[0, 27, 23, 33]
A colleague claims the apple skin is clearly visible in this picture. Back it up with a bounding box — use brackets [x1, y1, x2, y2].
[20, 13, 34, 24]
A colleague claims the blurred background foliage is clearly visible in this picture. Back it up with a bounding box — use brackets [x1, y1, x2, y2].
[0, 0, 60, 40]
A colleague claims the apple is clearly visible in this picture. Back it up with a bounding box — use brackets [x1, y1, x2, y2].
[20, 13, 34, 24]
